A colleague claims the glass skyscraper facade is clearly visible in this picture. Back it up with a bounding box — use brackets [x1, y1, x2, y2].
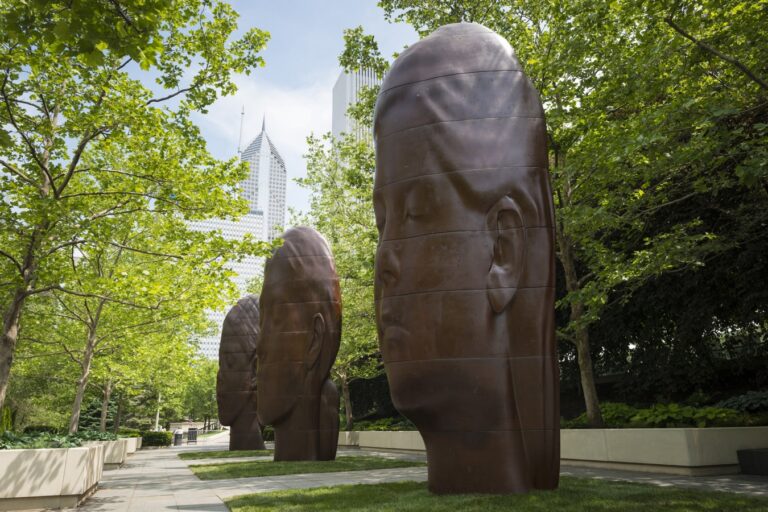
[191, 120, 286, 358]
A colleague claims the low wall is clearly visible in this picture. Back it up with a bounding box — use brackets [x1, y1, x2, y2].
[339, 427, 768, 475]
[0, 444, 104, 510]
[124, 437, 138, 455]
[83, 439, 128, 469]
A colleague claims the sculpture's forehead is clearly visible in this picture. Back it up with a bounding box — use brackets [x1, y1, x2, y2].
[379, 23, 521, 93]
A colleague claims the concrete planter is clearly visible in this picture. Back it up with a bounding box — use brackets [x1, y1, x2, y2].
[83, 439, 129, 469]
[123, 437, 138, 455]
[136, 437, 142, 450]
[561, 427, 768, 475]
[0, 444, 104, 510]
[340, 427, 768, 475]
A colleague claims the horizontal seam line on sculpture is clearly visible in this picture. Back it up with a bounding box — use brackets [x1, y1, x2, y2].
[379, 227, 552, 243]
[377, 115, 544, 140]
[378, 69, 524, 94]
[376, 286, 552, 300]
[265, 301, 341, 306]
[373, 165, 547, 189]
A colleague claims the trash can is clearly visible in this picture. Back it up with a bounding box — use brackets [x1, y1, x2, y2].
[173, 428, 183, 446]
[187, 428, 198, 445]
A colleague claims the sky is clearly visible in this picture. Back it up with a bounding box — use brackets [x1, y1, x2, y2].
[191, 0, 417, 216]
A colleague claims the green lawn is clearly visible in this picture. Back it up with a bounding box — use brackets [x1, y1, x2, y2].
[189, 456, 425, 480]
[178, 449, 272, 460]
[198, 429, 225, 438]
[225, 479, 768, 512]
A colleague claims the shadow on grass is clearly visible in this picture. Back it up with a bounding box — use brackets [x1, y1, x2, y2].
[190, 456, 425, 480]
[225, 478, 768, 512]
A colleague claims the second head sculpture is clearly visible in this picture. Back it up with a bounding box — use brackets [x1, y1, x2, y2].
[373, 23, 559, 494]
[257, 227, 341, 461]
[216, 294, 266, 451]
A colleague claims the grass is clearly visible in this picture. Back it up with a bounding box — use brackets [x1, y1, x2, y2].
[189, 455, 425, 480]
[225, 478, 768, 511]
[178, 449, 272, 460]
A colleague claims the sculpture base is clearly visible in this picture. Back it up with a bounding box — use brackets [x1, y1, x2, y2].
[229, 412, 265, 451]
[423, 430, 558, 494]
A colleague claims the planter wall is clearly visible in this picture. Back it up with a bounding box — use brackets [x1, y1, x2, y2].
[339, 427, 768, 475]
[0, 444, 104, 510]
[83, 439, 128, 469]
[124, 437, 138, 455]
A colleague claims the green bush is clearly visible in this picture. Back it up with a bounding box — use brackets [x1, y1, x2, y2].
[118, 428, 142, 438]
[353, 417, 416, 431]
[262, 426, 274, 441]
[23, 425, 60, 434]
[716, 390, 768, 413]
[73, 430, 118, 441]
[629, 403, 745, 428]
[561, 402, 641, 429]
[0, 431, 81, 450]
[141, 431, 173, 446]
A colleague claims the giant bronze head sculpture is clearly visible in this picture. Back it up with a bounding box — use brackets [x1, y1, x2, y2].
[217, 294, 266, 451]
[373, 23, 559, 494]
[257, 227, 341, 461]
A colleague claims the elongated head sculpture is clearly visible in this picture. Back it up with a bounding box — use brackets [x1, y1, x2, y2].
[373, 22, 559, 494]
[257, 227, 341, 461]
[217, 294, 266, 451]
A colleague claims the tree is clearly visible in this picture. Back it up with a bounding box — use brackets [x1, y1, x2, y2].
[298, 132, 381, 430]
[183, 357, 218, 429]
[347, 0, 768, 425]
[0, 1, 270, 411]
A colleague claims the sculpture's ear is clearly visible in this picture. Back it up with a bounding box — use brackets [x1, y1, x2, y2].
[305, 313, 325, 371]
[486, 195, 527, 314]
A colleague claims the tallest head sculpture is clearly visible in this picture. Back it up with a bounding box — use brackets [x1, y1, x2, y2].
[374, 23, 559, 494]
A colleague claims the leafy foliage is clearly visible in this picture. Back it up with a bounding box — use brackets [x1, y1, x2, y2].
[141, 430, 173, 446]
[0, 431, 82, 449]
[717, 390, 768, 413]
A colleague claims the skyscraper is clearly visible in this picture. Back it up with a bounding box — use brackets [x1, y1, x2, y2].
[332, 69, 381, 141]
[190, 116, 286, 358]
[240, 118, 287, 241]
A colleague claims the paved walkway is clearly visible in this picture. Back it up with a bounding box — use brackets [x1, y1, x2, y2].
[77, 432, 767, 511]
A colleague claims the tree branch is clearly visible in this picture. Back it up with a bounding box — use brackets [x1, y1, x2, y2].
[0, 249, 23, 275]
[664, 16, 768, 91]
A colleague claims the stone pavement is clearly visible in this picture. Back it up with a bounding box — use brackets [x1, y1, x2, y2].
[76, 432, 767, 511]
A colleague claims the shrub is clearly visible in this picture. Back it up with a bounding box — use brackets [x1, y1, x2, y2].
[561, 402, 640, 428]
[23, 425, 60, 434]
[629, 403, 745, 428]
[141, 431, 173, 447]
[261, 426, 274, 441]
[0, 431, 81, 450]
[74, 430, 118, 441]
[118, 428, 142, 438]
[716, 390, 768, 413]
[353, 417, 416, 431]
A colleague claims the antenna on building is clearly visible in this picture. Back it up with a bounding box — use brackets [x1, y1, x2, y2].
[262, 113, 266, 133]
[237, 105, 245, 156]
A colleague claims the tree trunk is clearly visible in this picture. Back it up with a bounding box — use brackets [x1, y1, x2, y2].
[154, 391, 162, 431]
[0, 289, 27, 413]
[68, 337, 96, 434]
[340, 374, 353, 431]
[113, 393, 123, 434]
[99, 379, 112, 432]
[557, 227, 604, 427]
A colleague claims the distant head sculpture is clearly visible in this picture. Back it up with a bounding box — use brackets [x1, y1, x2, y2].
[217, 294, 266, 451]
[257, 227, 341, 461]
[373, 22, 559, 494]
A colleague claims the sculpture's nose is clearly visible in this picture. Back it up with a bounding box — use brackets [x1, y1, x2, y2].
[376, 246, 400, 290]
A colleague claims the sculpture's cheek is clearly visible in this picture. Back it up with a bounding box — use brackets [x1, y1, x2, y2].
[256, 361, 304, 426]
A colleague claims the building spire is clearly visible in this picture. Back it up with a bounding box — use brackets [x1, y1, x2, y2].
[261, 113, 266, 133]
[237, 105, 245, 156]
